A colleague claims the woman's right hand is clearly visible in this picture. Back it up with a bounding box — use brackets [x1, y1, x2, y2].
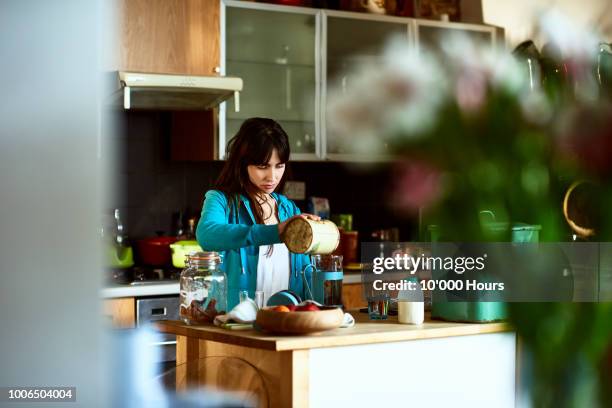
[278, 213, 321, 236]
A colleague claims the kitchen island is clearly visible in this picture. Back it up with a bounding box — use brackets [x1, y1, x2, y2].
[155, 313, 516, 408]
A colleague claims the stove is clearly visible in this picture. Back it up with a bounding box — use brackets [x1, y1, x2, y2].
[107, 265, 182, 286]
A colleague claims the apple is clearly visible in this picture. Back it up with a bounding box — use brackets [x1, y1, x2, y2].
[286, 305, 297, 311]
[296, 303, 320, 312]
[272, 305, 290, 312]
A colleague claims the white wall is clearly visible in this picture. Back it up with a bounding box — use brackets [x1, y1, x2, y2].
[482, 0, 612, 47]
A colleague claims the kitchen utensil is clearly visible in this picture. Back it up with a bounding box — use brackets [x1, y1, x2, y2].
[563, 181, 598, 238]
[266, 290, 301, 306]
[255, 306, 344, 334]
[541, 42, 570, 99]
[428, 215, 542, 322]
[281, 218, 340, 254]
[137, 236, 177, 266]
[271, 0, 306, 5]
[105, 243, 134, 269]
[304, 254, 344, 307]
[170, 240, 203, 268]
[255, 291, 265, 310]
[394, 0, 415, 16]
[597, 43, 612, 96]
[416, 0, 460, 21]
[371, 227, 399, 242]
[360, 0, 386, 14]
[331, 213, 353, 231]
[307, 197, 330, 219]
[513, 40, 542, 91]
[341, 230, 359, 264]
[239, 290, 249, 303]
[103, 208, 135, 269]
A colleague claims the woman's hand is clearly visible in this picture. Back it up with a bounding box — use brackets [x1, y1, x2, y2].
[278, 213, 321, 236]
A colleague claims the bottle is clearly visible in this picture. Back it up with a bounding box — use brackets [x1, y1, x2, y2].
[179, 252, 227, 325]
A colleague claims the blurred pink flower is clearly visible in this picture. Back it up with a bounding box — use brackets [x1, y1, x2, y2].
[456, 69, 487, 113]
[390, 160, 444, 213]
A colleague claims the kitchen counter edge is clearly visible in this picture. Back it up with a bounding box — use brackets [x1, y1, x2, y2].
[102, 274, 362, 298]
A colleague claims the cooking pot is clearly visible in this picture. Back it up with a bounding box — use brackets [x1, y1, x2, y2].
[169, 240, 203, 268]
[136, 236, 177, 266]
[105, 243, 134, 269]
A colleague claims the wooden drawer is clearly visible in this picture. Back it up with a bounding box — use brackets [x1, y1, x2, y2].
[103, 297, 135, 329]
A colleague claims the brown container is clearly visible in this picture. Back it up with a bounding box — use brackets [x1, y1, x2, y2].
[341, 230, 359, 264]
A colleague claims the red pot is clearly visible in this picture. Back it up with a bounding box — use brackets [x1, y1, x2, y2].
[136, 236, 177, 266]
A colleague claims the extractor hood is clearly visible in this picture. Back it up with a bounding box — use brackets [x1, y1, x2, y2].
[116, 71, 243, 111]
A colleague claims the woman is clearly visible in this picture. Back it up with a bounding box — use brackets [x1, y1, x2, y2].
[196, 118, 320, 309]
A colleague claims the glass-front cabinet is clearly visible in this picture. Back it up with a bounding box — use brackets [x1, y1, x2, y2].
[416, 19, 498, 53]
[322, 11, 412, 160]
[221, 2, 319, 160]
[221, 1, 500, 161]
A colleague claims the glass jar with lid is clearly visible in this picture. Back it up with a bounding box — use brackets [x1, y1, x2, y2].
[179, 251, 227, 325]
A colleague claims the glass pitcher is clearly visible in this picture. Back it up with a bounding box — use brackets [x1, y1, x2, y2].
[304, 254, 343, 307]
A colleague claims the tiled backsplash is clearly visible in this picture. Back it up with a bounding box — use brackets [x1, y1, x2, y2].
[106, 111, 416, 240]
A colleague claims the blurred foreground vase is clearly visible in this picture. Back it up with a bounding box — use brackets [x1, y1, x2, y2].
[509, 302, 612, 408]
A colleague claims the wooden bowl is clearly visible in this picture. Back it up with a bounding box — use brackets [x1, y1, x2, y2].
[256, 307, 344, 335]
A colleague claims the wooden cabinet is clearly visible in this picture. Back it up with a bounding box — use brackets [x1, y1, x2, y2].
[117, 0, 221, 160]
[103, 297, 136, 329]
[118, 0, 220, 75]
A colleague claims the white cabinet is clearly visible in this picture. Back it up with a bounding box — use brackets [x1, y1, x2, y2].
[415, 19, 499, 52]
[220, 1, 320, 160]
[322, 10, 413, 161]
[220, 1, 500, 161]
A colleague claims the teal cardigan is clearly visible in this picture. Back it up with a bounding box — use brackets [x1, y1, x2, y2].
[196, 189, 312, 309]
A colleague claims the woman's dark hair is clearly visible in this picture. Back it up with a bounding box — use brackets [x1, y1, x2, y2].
[215, 117, 291, 224]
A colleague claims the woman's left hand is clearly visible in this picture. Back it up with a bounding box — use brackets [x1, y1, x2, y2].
[298, 213, 321, 221]
[278, 213, 321, 236]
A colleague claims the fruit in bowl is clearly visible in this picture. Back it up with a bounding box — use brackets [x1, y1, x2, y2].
[256, 302, 343, 334]
[296, 303, 320, 312]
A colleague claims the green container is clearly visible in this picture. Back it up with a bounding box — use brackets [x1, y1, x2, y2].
[105, 243, 134, 269]
[428, 222, 541, 322]
[170, 240, 203, 268]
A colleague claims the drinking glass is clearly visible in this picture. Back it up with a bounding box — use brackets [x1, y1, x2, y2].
[367, 293, 390, 320]
[255, 291, 264, 310]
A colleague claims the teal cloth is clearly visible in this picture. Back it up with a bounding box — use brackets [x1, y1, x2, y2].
[196, 189, 312, 309]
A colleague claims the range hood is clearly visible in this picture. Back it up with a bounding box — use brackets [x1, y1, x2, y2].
[116, 71, 243, 111]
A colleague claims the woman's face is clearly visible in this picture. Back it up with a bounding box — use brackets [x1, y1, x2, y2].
[247, 149, 286, 194]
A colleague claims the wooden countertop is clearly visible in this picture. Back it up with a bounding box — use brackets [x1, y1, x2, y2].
[154, 312, 512, 352]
